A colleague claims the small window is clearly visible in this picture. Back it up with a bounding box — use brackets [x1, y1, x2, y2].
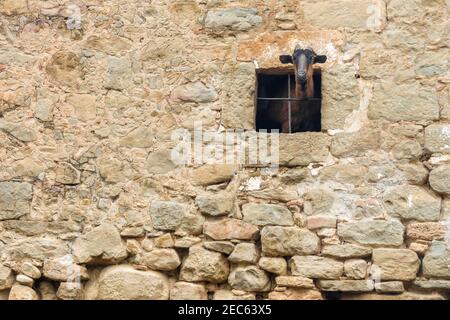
[255, 69, 322, 133]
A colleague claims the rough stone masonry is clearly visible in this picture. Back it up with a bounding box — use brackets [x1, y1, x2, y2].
[0, 0, 449, 300]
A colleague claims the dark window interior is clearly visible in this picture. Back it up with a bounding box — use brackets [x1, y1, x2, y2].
[255, 69, 322, 133]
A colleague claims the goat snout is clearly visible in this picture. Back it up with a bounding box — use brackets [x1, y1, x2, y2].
[298, 75, 307, 86]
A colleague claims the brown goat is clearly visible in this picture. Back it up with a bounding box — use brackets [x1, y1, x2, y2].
[258, 47, 327, 133]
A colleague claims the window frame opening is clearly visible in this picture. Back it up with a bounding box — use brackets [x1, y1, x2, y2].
[255, 68, 322, 134]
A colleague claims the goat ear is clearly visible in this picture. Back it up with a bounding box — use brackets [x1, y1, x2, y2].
[314, 55, 327, 64]
[279, 55, 293, 64]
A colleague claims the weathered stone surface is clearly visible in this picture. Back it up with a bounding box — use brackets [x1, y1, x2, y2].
[146, 150, 177, 174]
[46, 51, 82, 88]
[413, 279, 450, 290]
[367, 164, 396, 183]
[72, 223, 127, 265]
[55, 162, 81, 185]
[320, 164, 367, 186]
[1, 237, 69, 268]
[34, 98, 53, 122]
[344, 259, 368, 280]
[261, 226, 320, 257]
[174, 236, 201, 249]
[0, 45, 35, 67]
[203, 241, 235, 255]
[375, 281, 405, 293]
[275, 276, 314, 289]
[242, 203, 293, 226]
[425, 124, 450, 154]
[246, 189, 298, 202]
[279, 168, 309, 184]
[19, 262, 41, 280]
[119, 127, 155, 148]
[170, 82, 218, 103]
[0, 120, 37, 142]
[140, 249, 181, 271]
[0, 182, 32, 220]
[11, 158, 44, 179]
[383, 186, 441, 221]
[318, 280, 374, 292]
[268, 288, 322, 300]
[415, 49, 448, 77]
[154, 234, 174, 248]
[57, 283, 84, 300]
[196, 193, 234, 216]
[301, 0, 385, 29]
[191, 165, 237, 186]
[290, 256, 344, 279]
[317, 228, 336, 238]
[406, 222, 445, 241]
[149, 201, 186, 231]
[0, 220, 80, 237]
[396, 163, 429, 185]
[317, 228, 338, 239]
[213, 290, 255, 300]
[429, 165, 450, 195]
[307, 215, 337, 230]
[372, 249, 420, 281]
[321, 244, 372, 259]
[8, 284, 39, 300]
[257, 258, 287, 277]
[0, 0, 29, 15]
[387, 0, 423, 24]
[203, 218, 259, 240]
[279, 133, 330, 166]
[177, 213, 205, 236]
[392, 140, 423, 160]
[360, 48, 398, 79]
[409, 242, 430, 255]
[67, 94, 97, 122]
[303, 188, 338, 216]
[322, 64, 360, 130]
[331, 129, 380, 157]
[221, 62, 255, 129]
[341, 292, 445, 300]
[369, 82, 439, 122]
[228, 266, 270, 292]
[203, 8, 262, 34]
[423, 241, 450, 279]
[337, 219, 404, 246]
[0, 266, 14, 290]
[91, 265, 169, 300]
[85, 35, 131, 56]
[228, 243, 258, 264]
[96, 155, 132, 183]
[180, 246, 229, 283]
[104, 56, 132, 90]
[43, 256, 89, 282]
[170, 282, 207, 300]
[16, 274, 33, 287]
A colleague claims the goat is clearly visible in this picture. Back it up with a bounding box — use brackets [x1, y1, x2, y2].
[257, 46, 327, 133]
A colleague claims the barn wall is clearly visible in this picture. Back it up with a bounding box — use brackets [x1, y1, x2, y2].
[0, 0, 449, 300]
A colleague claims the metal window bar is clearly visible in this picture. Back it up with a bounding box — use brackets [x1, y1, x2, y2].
[288, 74, 291, 133]
[257, 74, 321, 133]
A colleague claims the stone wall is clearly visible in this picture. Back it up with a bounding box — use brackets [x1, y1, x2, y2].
[0, 0, 449, 300]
